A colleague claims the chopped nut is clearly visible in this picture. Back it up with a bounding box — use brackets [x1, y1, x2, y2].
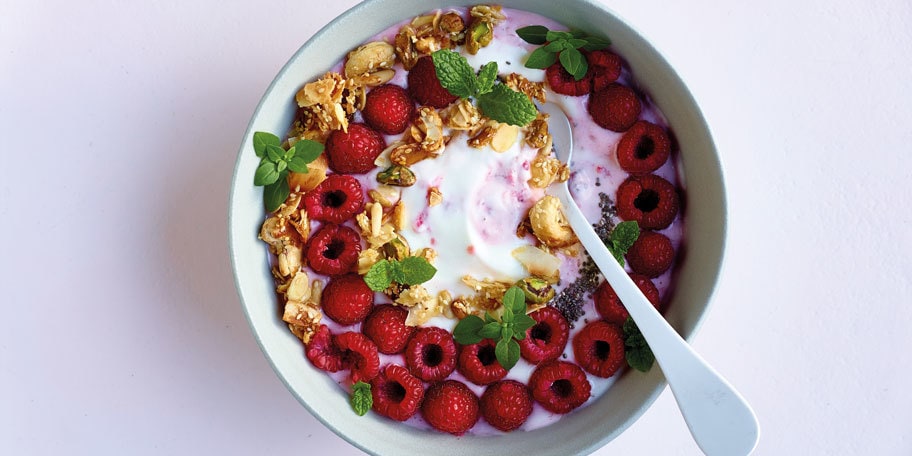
[344, 42, 396, 79]
[277, 243, 302, 278]
[286, 270, 311, 302]
[393, 201, 407, 231]
[512, 245, 562, 283]
[427, 187, 443, 207]
[416, 247, 437, 264]
[524, 113, 551, 149]
[443, 99, 483, 130]
[468, 122, 497, 148]
[357, 248, 381, 275]
[528, 195, 578, 248]
[490, 123, 520, 152]
[370, 202, 383, 237]
[377, 164, 417, 187]
[282, 299, 322, 344]
[382, 236, 411, 261]
[368, 185, 400, 207]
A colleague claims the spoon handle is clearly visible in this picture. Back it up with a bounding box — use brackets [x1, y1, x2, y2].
[553, 185, 760, 456]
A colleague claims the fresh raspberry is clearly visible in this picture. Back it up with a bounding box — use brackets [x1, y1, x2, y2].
[362, 304, 415, 355]
[370, 364, 424, 421]
[586, 50, 623, 92]
[305, 224, 362, 276]
[321, 273, 374, 325]
[594, 273, 661, 325]
[304, 324, 344, 372]
[421, 380, 479, 435]
[407, 56, 459, 108]
[362, 84, 415, 135]
[626, 230, 676, 278]
[518, 306, 570, 364]
[405, 326, 457, 382]
[480, 380, 533, 432]
[545, 61, 592, 96]
[457, 339, 508, 386]
[325, 123, 386, 174]
[616, 121, 671, 174]
[528, 360, 591, 414]
[334, 331, 380, 383]
[572, 320, 626, 378]
[302, 174, 364, 224]
[587, 83, 641, 132]
[616, 173, 680, 230]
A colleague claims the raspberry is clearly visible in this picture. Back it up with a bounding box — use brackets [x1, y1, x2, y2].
[518, 306, 570, 364]
[616, 173, 680, 230]
[616, 121, 671, 175]
[362, 84, 415, 135]
[325, 123, 386, 174]
[421, 380, 479, 435]
[587, 82, 641, 132]
[405, 326, 457, 382]
[407, 56, 459, 108]
[626, 230, 676, 278]
[334, 331, 380, 383]
[545, 61, 592, 96]
[594, 273, 661, 325]
[587, 50, 623, 92]
[321, 273, 374, 326]
[304, 325, 344, 372]
[480, 380, 533, 432]
[305, 224, 361, 276]
[528, 360, 591, 414]
[302, 174, 364, 224]
[362, 304, 415, 355]
[457, 339, 508, 386]
[572, 320, 626, 378]
[370, 364, 424, 421]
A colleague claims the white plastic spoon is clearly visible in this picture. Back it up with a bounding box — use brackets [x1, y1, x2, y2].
[540, 102, 760, 456]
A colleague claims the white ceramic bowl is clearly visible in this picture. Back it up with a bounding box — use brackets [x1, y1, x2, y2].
[229, 0, 726, 454]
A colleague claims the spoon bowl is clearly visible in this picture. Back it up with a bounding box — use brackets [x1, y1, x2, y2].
[541, 102, 760, 456]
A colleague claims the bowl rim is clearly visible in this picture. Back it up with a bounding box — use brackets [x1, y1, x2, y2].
[228, 0, 727, 454]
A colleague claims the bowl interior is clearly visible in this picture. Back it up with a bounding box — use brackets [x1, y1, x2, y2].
[228, 0, 726, 454]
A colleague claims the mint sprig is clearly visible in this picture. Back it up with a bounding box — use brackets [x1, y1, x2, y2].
[517, 25, 611, 81]
[452, 286, 536, 370]
[605, 220, 640, 266]
[350, 381, 372, 416]
[363, 256, 437, 292]
[252, 131, 323, 211]
[431, 50, 537, 127]
[623, 317, 654, 372]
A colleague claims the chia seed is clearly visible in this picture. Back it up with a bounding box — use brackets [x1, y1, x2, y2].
[550, 192, 619, 326]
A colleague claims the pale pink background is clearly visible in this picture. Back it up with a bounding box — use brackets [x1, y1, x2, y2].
[2, 0, 910, 454]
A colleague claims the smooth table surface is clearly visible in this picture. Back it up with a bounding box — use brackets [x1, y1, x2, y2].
[2, 0, 910, 454]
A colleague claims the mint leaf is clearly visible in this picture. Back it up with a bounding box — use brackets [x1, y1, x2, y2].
[546, 30, 573, 42]
[432, 50, 477, 99]
[476, 61, 498, 96]
[479, 321, 502, 339]
[287, 155, 311, 173]
[516, 25, 549, 44]
[501, 326, 514, 341]
[543, 40, 567, 53]
[559, 47, 587, 81]
[453, 315, 485, 345]
[495, 338, 520, 370]
[351, 381, 372, 416]
[263, 178, 289, 212]
[623, 317, 655, 372]
[524, 47, 558, 69]
[265, 144, 285, 163]
[395, 256, 437, 285]
[476, 84, 538, 126]
[293, 139, 324, 163]
[503, 286, 526, 317]
[606, 221, 640, 266]
[364, 260, 393, 291]
[253, 131, 280, 158]
[513, 313, 536, 338]
[254, 160, 280, 186]
[582, 35, 612, 51]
